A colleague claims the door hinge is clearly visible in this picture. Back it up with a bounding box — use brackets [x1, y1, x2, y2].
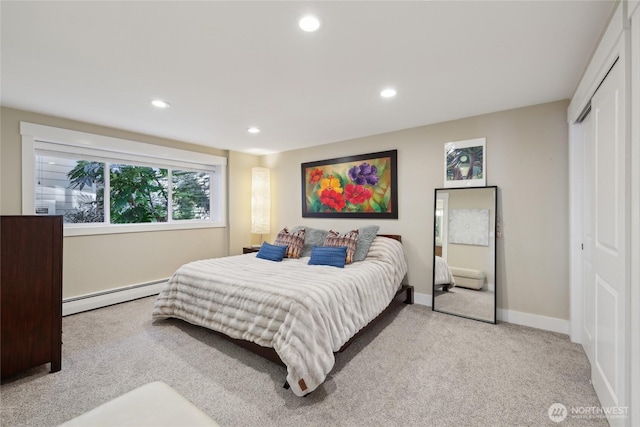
[581, 243, 584, 250]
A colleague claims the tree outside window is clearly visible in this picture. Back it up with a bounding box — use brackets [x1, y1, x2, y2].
[59, 160, 211, 224]
[109, 164, 168, 223]
[172, 171, 210, 220]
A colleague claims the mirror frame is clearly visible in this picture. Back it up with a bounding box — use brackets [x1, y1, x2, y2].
[431, 185, 497, 324]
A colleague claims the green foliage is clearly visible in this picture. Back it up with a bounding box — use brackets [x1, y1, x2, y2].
[66, 161, 105, 223]
[109, 164, 168, 223]
[67, 161, 104, 190]
[66, 161, 210, 224]
[63, 194, 104, 223]
[172, 171, 210, 220]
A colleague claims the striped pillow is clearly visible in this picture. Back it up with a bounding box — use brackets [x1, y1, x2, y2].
[323, 229, 359, 264]
[273, 227, 306, 258]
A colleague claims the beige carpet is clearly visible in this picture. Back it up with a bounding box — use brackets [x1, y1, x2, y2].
[434, 287, 495, 322]
[0, 296, 607, 426]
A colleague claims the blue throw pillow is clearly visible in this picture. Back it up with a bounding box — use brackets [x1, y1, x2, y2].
[308, 246, 348, 268]
[256, 242, 288, 262]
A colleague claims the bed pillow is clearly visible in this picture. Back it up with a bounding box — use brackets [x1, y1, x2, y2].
[256, 242, 288, 262]
[323, 229, 359, 264]
[353, 225, 381, 262]
[308, 246, 348, 268]
[292, 226, 330, 257]
[273, 227, 306, 258]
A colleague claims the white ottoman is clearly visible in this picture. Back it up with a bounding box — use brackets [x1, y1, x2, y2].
[59, 381, 220, 427]
[450, 266, 486, 290]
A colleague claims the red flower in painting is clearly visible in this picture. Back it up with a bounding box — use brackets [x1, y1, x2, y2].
[309, 168, 323, 184]
[319, 188, 346, 211]
[344, 184, 372, 204]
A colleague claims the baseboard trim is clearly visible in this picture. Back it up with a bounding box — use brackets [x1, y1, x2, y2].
[497, 308, 569, 335]
[413, 292, 569, 335]
[63, 279, 168, 316]
[413, 292, 432, 307]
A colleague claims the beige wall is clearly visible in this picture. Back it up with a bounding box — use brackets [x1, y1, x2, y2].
[264, 100, 570, 320]
[227, 151, 262, 255]
[0, 107, 236, 299]
[1, 101, 570, 318]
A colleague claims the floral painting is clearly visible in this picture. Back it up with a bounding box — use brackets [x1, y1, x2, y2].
[301, 150, 398, 218]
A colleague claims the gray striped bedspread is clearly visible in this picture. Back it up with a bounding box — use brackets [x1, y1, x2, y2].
[434, 255, 456, 286]
[152, 236, 408, 396]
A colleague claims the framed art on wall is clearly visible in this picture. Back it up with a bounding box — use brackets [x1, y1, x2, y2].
[448, 208, 490, 246]
[301, 150, 398, 218]
[444, 137, 486, 188]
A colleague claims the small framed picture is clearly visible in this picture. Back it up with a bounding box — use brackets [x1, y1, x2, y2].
[444, 137, 486, 188]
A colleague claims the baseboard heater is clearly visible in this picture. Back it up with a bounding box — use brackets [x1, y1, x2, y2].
[62, 279, 168, 316]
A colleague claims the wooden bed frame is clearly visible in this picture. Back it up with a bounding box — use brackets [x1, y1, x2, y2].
[212, 234, 414, 372]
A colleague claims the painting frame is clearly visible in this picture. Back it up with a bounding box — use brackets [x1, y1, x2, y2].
[444, 137, 486, 188]
[301, 150, 398, 219]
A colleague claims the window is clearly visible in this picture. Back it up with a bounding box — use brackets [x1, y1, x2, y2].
[36, 154, 105, 222]
[171, 170, 210, 220]
[23, 122, 227, 236]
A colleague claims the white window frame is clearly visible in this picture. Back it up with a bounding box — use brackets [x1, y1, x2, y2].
[21, 122, 227, 236]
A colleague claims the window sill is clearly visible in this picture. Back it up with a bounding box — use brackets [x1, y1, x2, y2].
[63, 221, 226, 237]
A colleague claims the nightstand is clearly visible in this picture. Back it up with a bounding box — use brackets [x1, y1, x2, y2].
[242, 247, 260, 254]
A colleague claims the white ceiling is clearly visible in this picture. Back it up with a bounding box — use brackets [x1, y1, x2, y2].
[1, 1, 614, 154]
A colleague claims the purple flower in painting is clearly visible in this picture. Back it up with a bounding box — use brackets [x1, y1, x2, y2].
[348, 163, 379, 186]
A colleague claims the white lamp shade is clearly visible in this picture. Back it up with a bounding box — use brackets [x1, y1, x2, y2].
[251, 167, 270, 234]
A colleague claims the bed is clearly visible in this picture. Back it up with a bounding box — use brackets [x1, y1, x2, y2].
[152, 235, 412, 397]
[434, 255, 456, 291]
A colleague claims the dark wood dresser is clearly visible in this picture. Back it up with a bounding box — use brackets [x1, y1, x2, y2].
[1, 215, 63, 378]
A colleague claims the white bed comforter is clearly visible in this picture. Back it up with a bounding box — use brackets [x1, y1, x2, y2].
[152, 236, 407, 396]
[434, 255, 455, 287]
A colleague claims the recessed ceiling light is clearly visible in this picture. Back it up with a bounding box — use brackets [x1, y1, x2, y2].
[245, 148, 276, 155]
[299, 15, 320, 32]
[247, 127, 261, 134]
[380, 88, 397, 98]
[151, 99, 170, 108]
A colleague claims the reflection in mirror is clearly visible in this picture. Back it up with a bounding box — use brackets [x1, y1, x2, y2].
[432, 186, 497, 323]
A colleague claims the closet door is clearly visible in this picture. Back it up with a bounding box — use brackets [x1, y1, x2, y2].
[588, 59, 627, 422]
[581, 112, 595, 365]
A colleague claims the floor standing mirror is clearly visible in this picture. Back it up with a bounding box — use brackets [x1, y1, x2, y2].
[432, 186, 497, 323]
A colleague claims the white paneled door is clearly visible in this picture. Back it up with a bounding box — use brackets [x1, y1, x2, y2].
[584, 59, 628, 426]
[582, 111, 595, 365]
